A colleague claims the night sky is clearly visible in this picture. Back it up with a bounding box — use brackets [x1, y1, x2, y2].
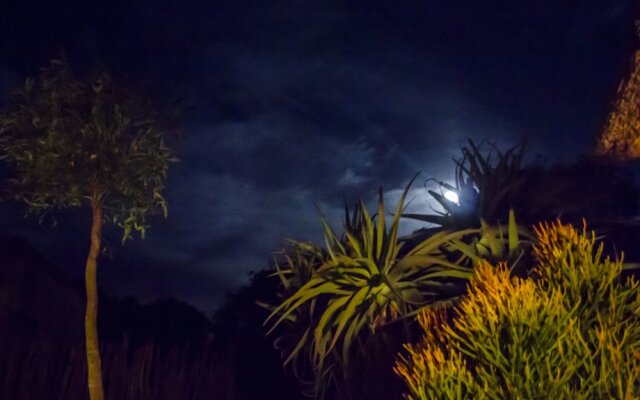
[0, 0, 638, 314]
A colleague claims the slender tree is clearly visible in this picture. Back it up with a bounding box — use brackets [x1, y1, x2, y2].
[0, 58, 175, 400]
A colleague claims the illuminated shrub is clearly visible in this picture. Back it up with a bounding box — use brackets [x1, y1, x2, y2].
[395, 221, 640, 399]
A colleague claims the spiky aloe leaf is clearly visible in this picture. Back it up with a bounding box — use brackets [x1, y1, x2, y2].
[401, 213, 453, 226]
[508, 209, 518, 257]
[376, 188, 386, 262]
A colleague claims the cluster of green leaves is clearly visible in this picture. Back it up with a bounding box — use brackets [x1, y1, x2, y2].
[395, 220, 640, 399]
[263, 174, 534, 398]
[447, 209, 533, 276]
[0, 58, 175, 240]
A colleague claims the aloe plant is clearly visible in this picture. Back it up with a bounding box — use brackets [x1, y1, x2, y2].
[264, 164, 539, 398]
[446, 209, 534, 277]
[265, 176, 482, 398]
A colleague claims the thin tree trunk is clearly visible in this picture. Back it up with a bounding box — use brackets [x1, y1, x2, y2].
[85, 196, 104, 400]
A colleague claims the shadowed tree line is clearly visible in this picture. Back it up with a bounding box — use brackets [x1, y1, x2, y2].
[0, 238, 304, 400]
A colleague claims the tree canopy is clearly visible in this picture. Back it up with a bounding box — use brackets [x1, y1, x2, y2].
[0, 58, 175, 240]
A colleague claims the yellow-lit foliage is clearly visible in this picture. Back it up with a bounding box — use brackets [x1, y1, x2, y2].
[396, 221, 640, 399]
[533, 220, 622, 315]
[395, 310, 475, 399]
[596, 42, 640, 160]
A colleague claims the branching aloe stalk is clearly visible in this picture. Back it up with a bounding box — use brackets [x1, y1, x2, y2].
[0, 58, 175, 400]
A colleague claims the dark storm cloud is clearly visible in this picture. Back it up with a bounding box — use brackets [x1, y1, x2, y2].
[188, 47, 521, 191]
[0, 0, 638, 313]
[0, 66, 18, 103]
[103, 170, 351, 312]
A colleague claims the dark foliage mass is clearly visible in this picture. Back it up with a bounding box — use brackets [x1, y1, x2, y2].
[100, 297, 214, 349]
[0, 338, 234, 400]
[407, 142, 639, 228]
[406, 142, 640, 261]
[212, 269, 304, 400]
[0, 240, 299, 399]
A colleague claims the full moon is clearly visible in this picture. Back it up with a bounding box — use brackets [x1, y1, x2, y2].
[443, 190, 459, 204]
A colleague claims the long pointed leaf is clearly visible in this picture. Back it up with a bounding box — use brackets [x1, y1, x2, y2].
[376, 187, 385, 262]
[329, 286, 370, 352]
[508, 208, 518, 257]
[267, 280, 339, 330]
[314, 295, 350, 358]
[284, 328, 311, 366]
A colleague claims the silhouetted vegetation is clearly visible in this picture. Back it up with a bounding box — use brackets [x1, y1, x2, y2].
[0, 337, 234, 400]
[0, 240, 302, 400]
[212, 270, 304, 400]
